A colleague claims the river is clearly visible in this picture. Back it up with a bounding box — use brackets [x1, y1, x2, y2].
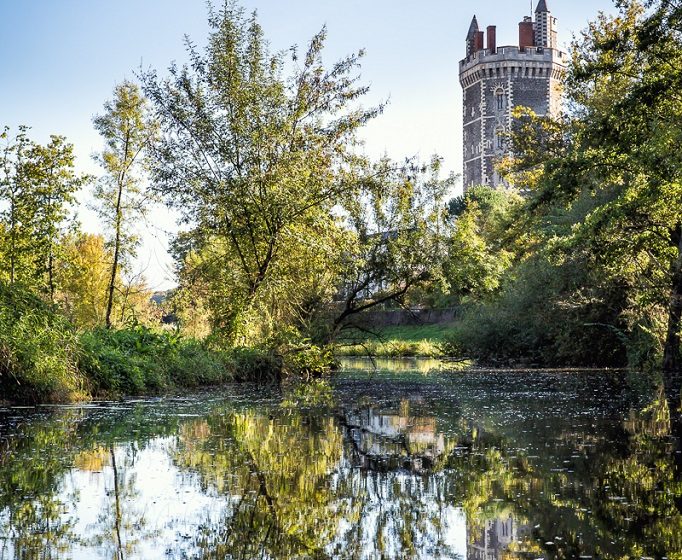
[0, 358, 680, 558]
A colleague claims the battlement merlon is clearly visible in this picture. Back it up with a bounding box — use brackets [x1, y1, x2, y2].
[459, 46, 567, 86]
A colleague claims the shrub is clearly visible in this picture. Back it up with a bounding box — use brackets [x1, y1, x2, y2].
[0, 283, 87, 403]
[441, 257, 630, 367]
[79, 325, 234, 396]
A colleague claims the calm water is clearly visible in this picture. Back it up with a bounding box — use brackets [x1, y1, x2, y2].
[0, 358, 680, 559]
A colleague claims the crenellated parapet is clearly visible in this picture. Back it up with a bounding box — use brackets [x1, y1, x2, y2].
[459, 1, 567, 191]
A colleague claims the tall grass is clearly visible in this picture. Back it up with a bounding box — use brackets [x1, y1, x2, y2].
[335, 324, 453, 357]
[0, 284, 87, 403]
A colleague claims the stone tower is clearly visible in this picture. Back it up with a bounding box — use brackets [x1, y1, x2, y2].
[459, 0, 567, 191]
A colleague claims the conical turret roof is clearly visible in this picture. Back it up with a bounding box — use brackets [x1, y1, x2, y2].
[467, 15, 479, 38]
[535, 0, 549, 12]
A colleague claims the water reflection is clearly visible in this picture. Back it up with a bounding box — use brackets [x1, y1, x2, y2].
[467, 514, 529, 560]
[344, 399, 448, 472]
[0, 366, 680, 559]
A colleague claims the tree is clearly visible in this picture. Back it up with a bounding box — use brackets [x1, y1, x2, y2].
[93, 81, 156, 328]
[0, 128, 85, 295]
[0, 126, 35, 285]
[57, 233, 113, 328]
[501, 1, 682, 396]
[328, 157, 454, 339]
[443, 186, 519, 302]
[141, 1, 380, 343]
[564, 1, 682, 380]
[26, 136, 87, 300]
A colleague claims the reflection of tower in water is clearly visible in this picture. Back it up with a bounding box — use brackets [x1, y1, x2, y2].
[467, 513, 530, 560]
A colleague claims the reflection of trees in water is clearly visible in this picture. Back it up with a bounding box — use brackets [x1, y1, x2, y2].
[0, 379, 681, 559]
[0, 411, 81, 560]
[174, 400, 464, 559]
[76, 443, 151, 560]
[0, 404, 180, 559]
[342, 399, 451, 472]
[447, 387, 682, 559]
[174, 411, 349, 558]
[172, 387, 682, 559]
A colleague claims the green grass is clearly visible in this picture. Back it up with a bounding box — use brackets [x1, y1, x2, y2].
[335, 323, 455, 357]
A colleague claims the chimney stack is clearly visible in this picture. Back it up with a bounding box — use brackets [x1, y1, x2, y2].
[474, 31, 484, 52]
[519, 16, 535, 50]
[487, 25, 497, 53]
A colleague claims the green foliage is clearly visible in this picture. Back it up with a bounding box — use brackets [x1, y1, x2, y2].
[0, 127, 87, 295]
[93, 81, 156, 328]
[0, 278, 336, 403]
[0, 283, 86, 403]
[281, 343, 334, 379]
[142, 3, 380, 344]
[330, 156, 454, 337]
[441, 186, 520, 304]
[79, 325, 232, 395]
[442, 256, 629, 367]
[225, 346, 283, 383]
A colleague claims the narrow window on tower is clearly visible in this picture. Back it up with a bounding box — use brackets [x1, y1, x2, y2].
[496, 126, 505, 149]
[495, 88, 505, 111]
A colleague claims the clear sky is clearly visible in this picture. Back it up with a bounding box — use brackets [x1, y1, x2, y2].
[1, 0, 619, 289]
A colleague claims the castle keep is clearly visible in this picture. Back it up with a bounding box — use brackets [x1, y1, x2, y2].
[459, 0, 567, 190]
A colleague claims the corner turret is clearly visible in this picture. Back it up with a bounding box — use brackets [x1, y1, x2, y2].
[534, 0, 557, 48]
[466, 16, 484, 57]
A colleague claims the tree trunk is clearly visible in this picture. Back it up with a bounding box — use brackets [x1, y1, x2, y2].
[105, 185, 124, 329]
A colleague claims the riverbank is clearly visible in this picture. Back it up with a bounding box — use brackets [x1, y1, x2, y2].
[0, 284, 332, 404]
[334, 324, 454, 358]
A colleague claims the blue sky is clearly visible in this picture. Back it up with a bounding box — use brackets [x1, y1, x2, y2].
[1, 0, 619, 288]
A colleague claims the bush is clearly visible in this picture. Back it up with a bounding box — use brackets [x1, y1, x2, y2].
[0, 283, 336, 404]
[79, 325, 233, 396]
[441, 257, 630, 367]
[0, 283, 87, 403]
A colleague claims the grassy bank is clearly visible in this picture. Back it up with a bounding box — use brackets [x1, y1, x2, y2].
[0, 284, 332, 404]
[334, 324, 454, 357]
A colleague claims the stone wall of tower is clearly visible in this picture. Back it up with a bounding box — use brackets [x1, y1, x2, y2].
[459, 11, 566, 192]
[462, 81, 483, 187]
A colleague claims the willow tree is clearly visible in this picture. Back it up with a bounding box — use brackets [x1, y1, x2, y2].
[93, 81, 156, 328]
[141, 2, 380, 342]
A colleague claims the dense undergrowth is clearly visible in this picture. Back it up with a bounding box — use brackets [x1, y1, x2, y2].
[439, 258, 631, 368]
[0, 284, 333, 404]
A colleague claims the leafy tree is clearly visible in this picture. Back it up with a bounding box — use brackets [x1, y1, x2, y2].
[57, 233, 114, 328]
[0, 128, 86, 296]
[565, 0, 682, 384]
[443, 186, 520, 302]
[491, 0, 682, 389]
[0, 126, 35, 285]
[329, 157, 454, 339]
[141, 2, 379, 343]
[93, 81, 156, 328]
[25, 135, 88, 300]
